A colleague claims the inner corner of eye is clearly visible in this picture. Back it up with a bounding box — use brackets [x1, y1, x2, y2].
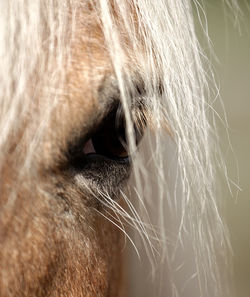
[83, 139, 96, 155]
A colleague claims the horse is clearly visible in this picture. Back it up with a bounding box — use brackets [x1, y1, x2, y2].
[0, 0, 238, 296]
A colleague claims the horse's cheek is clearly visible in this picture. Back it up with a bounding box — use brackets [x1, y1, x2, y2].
[0, 187, 123, 297]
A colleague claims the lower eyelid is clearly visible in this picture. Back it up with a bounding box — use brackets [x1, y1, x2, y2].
[71, 154, 130, 199]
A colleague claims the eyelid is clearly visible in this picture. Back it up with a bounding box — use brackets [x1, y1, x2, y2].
[70, 153, 130, 201]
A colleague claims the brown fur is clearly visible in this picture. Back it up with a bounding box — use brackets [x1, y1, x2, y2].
[0, 5, 126, 297]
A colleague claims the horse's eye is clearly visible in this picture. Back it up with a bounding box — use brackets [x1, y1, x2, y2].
[83, 106, 144, 161]
[84, 108, 128, 160]
[66, 103, 146, 198]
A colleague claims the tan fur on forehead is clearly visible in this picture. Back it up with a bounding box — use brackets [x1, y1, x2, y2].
[41, 17, 113, 168]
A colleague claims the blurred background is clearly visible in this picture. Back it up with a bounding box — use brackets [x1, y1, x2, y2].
[198, 1, 250, 296]
[127, 1, 250, 297]
[127, 2, 250, 296]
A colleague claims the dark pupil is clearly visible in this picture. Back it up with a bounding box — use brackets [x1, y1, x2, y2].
[92, 109, 128, 159]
